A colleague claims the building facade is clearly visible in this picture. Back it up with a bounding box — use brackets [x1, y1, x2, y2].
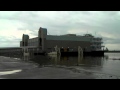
[20, 27, 104, 53]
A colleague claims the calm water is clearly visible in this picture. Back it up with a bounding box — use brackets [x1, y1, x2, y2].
[1, 53, 120, 79]
[22, 53, 120, 77]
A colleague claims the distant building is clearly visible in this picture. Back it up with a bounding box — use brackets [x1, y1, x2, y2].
[20, 27, 104, 53]
[20, 34, 29, 47]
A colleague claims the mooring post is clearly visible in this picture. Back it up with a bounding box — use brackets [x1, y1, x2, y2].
[78, 46, 80, 55]
[55, 45, 57, 52]
[58, 48, 61, 56]
[78, 46, 83, 56]
[80, 47, 83, 56]
[78, 53, 83, 66]
[54, 45, 58, 55]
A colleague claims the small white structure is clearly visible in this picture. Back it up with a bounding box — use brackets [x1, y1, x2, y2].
[47, 45, 61, 55]
[48, 52, 57, 55]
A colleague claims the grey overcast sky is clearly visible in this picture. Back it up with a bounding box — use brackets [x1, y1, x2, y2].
[0, 11, 120, 50]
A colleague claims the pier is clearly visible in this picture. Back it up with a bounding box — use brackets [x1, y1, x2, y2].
[0, 46, 45, 57]
[0, 45, 104, 57]
[0, 46, 85, 57]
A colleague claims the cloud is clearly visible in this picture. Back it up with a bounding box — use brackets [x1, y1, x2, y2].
[0, 11, 120, 50]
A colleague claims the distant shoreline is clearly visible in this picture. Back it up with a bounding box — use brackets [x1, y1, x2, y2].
[105, 51, 120, 53]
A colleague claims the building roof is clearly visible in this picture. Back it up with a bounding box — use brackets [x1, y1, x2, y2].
[46, 35, 92, 41]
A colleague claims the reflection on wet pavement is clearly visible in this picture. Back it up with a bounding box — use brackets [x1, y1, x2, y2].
[0, 70, 22, 76]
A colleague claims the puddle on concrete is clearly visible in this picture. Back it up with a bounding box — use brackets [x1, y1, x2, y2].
[0, 70, 22, 76]
[13, 58, 21, 60]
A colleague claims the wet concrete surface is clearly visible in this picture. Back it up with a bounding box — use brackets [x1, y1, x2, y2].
[0, 53, 120, 79]
[0, 56, 94, 79]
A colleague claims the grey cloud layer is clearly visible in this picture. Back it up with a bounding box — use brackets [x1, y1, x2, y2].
[0, 11, 120, 49]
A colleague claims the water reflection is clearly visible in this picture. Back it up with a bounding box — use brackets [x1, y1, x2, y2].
[22, 53, 120, 69]
[104, 55, 109, 60]
[17, 53, 120, 77]
[23, 54, 106, 68]
[23, 56, 29, 61]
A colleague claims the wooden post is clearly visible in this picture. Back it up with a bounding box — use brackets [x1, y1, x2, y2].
[55, 45, 58, 55]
